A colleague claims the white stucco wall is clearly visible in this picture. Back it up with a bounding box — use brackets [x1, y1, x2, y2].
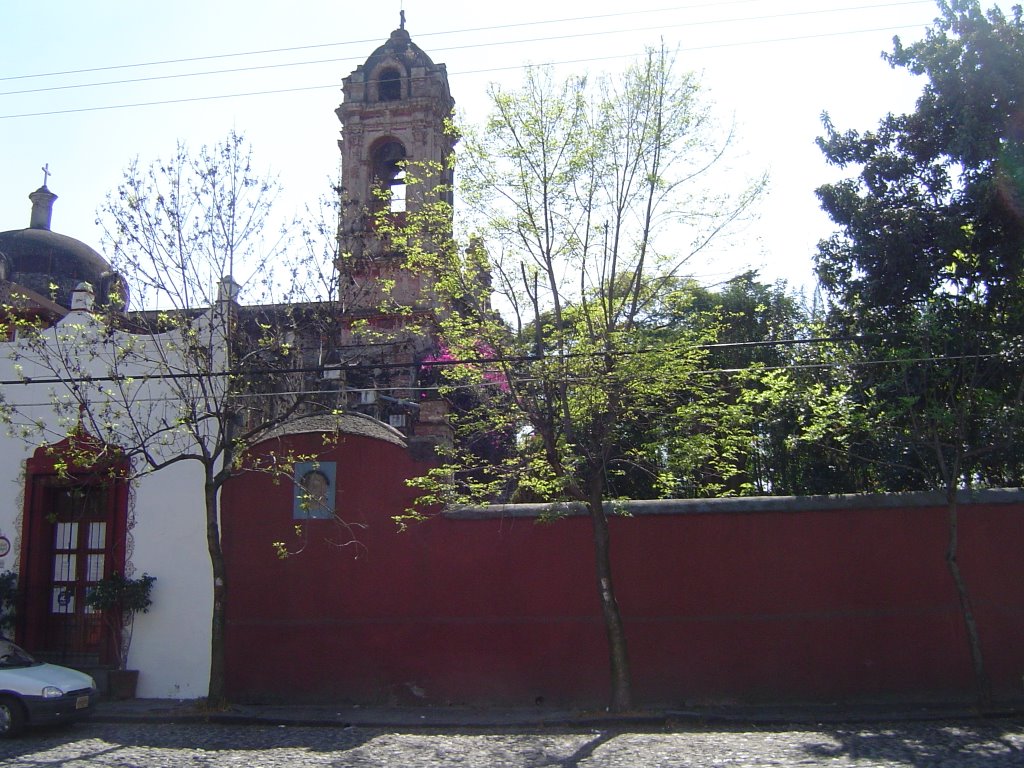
[0, 304, 224, 698]
[123, 460, 212, 698]
[0, 439, 35, 574]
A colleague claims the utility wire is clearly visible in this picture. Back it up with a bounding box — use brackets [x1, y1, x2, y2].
[0, 2, 933, 119]
[0, 1, 930, 98]
[3, 348, 996, 411]
[0, 344, 1002, 389]
[0, 2, 753, 82]
[0, 1, 930, 84]
[0, 23, 928, 121]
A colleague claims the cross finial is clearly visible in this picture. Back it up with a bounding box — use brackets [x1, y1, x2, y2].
[41, 163, 52, 187]
[400, 8, 406, 29]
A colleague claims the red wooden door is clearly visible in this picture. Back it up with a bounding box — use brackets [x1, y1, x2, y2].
[20, 475, 127, 667]
[41, 485, 111, 665]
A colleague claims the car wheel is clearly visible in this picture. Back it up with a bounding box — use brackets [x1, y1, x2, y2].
[0, 696, 25, 738]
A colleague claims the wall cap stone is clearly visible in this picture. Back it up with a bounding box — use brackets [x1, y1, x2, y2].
[443, 487, 1024, 520]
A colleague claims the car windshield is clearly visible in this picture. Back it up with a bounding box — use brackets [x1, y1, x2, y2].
[0, 639, 38, 668]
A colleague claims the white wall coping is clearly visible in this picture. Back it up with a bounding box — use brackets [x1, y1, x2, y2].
[443, 488, 1024, 520]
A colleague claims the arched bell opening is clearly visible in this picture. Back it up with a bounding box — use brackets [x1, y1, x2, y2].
[376, 66, 403, 102]
[370, 138, 408, 215]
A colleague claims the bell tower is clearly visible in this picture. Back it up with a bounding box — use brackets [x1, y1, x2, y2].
[336, 21, 455, 293]
[330, 20, 456, 444]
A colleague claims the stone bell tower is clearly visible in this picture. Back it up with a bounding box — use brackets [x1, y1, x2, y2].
[335, 20, 455, 310]
[331, 19, 456, 443]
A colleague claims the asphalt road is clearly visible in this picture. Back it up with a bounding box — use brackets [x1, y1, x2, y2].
[0, 719, 1021, 766]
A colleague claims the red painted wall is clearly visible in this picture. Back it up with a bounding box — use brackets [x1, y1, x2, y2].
[221, 432, 1024, 706]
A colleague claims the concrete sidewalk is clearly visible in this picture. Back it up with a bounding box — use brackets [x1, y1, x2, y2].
[91, 697, 1022, 729]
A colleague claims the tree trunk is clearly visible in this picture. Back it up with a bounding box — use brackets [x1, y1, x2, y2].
[204, 478, 228, 707]
[587, 492, 632, 712]
[945, 490, 991, 708]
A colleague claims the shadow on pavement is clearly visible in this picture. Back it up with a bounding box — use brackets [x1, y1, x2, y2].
[802, 719, 1024, 765]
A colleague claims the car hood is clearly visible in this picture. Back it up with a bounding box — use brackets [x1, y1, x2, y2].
[0, 663, 94, 695]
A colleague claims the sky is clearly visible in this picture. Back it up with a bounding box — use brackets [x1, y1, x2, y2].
[0, 0, 954, 300]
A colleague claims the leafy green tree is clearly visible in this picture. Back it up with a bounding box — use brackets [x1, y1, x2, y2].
[625, 273, 884, 498]
[815, 0, 1024, 703]
[383, 49, 765, 711]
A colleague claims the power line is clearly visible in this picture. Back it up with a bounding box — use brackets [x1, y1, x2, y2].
[0, 57, 348, 99]
[0, 1, 934, 119]
[0, 341, 1001, 389]
[0, 1, 929, 84]
[0, 22, 928, 121]
[0, 3, 726, 83]
[4, 347, 996, 412]
[0, 1, 930, 98]
[0, 84, 337, 121]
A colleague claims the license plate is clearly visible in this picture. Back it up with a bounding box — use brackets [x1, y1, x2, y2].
[75, 695, 89, 710]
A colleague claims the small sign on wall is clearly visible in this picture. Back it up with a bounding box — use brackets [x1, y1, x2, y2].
[293, 462, 337, 519]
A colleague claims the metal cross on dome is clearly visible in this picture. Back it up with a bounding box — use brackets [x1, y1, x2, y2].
[41, 163, 52, 187]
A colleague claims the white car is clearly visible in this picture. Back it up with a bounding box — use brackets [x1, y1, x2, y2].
[0, 638, 97, 737]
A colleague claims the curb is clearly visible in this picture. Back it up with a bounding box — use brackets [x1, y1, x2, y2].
[89, 700, 1024, 730]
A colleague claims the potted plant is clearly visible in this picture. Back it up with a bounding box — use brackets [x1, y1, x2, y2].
[85, 572, 155, 699]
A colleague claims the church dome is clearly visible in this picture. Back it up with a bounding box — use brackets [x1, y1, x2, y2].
[339, 22, 452, 108]
[363, 27, 438, 76]
[0, 185, 127, 310]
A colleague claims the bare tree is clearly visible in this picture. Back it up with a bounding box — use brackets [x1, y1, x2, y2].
[1, 132, 341, 705]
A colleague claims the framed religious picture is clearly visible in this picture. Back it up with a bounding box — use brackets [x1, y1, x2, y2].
[293, 461, 337, 519]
